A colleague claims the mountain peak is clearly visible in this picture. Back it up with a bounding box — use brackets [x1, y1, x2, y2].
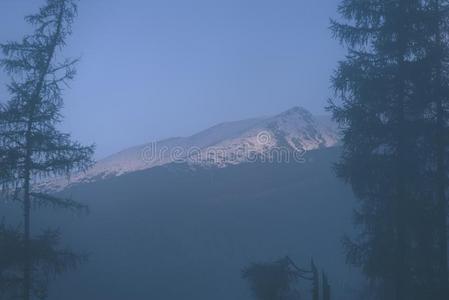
[280, 106, 310, 115]
[276, 106, 314, 122]
[39, 107, 339, 191]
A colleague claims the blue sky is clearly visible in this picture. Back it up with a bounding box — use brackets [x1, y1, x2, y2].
[0, 0, 344, 158]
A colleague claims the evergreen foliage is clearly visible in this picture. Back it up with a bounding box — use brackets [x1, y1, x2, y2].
[330, 0, 449, 299]
[0, 0, 93, 298]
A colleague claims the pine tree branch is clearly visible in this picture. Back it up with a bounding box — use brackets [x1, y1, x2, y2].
[30, 192, 88, 213]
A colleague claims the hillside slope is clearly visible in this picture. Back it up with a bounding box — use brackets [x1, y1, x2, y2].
[2, 147, 364, 300]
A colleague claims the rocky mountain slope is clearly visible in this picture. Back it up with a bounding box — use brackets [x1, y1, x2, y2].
[42, 107, 338, 191]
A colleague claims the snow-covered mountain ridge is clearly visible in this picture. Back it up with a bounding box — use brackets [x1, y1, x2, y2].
[42, 107, 339, 191]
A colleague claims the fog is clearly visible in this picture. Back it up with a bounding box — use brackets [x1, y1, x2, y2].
[1, 1, 449, 300]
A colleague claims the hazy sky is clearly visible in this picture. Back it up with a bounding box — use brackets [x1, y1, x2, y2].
[0, 0, 343, 158]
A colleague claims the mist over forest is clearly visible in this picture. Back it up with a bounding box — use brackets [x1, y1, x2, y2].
[1, 1, 449, 300]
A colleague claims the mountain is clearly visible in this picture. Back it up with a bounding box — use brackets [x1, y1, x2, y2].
[3, 147, 360, 300]
[0, 108, 361, 299]
[42, 107, 339, 191]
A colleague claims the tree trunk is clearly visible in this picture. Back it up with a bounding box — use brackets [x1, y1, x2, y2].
[20, 3, 66, 299]
[22, 156, 31, 300]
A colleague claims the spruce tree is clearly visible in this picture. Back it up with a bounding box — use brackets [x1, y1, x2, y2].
[0, 0, 93, 299]
[0, 224, 85, 299]
[422, 0, 449, 297]
[329, 0, 436, 299]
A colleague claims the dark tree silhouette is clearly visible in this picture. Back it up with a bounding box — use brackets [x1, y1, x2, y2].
[0, 223, 23, 299]
[242, 257, 330, 300]
[311, 260, 319, 300]
[0, 198, 88, 300]
[0, 0, 93, 299]
[0, 223, 85, 300]
[422, 1, 449, 297]
[329, 0, 449, 299]
[322, 272, 330, 300]
[242, 258, 300, 300]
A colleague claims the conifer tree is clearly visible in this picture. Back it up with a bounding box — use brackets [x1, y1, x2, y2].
[422, 0, 449, 297]
[0, 0, 93, 299]
[242, 258, 300, 300]
[0, 224, 85, 299]
[329, 1, 437, 299]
